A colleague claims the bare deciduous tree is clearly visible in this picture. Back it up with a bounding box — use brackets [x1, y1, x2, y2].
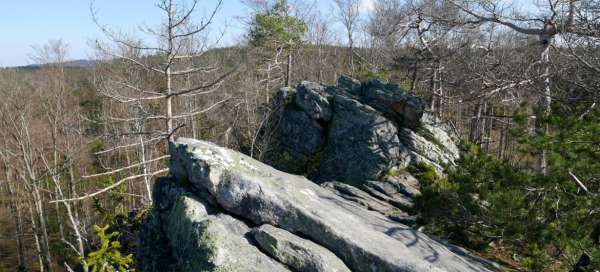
[53, 0, 234, 205]
[333, 0, 361, 75]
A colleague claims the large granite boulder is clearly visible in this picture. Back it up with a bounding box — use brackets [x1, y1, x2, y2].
[263, 77, 460, 222]
[140, 138, 501, 272]
[294, 81, 333, 121]
[318, 94, 404, 186]
[359, 79, 425, 129]
[265, 76, 457, 185]
[136, 178, 290, 272]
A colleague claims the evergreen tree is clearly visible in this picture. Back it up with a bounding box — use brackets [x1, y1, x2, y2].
[413, 103, 600, 271]
[248, 0, 307, 86]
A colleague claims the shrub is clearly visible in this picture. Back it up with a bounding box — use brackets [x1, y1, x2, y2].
[84, 225, 134, 272]
[413, 136, 600, 271]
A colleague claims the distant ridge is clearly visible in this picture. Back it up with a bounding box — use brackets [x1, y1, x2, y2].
[9, 59, 98, 70]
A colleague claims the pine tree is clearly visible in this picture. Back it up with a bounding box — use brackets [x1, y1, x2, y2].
[248, 0, 307, 87]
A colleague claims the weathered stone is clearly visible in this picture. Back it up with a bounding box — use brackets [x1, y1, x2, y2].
[281, 110, 324, 154]
[337, 75, 362, 95]
[322, 181, 415, 225]
[267, 109, 325, 174]
[152, 176, 189, 212]
[366, 171, 421, 199]
[358, 172, 421, 212]
[266, 77, 456, 187]
[362, 184, 414, 210]
[420, 114, 461, 162]
[164, 195, 289, 272]
[399, 125, 458, 172]
[361, 79, 424, 129]
[318, 95, 402, 185]
[170, 138, 500, 272]
[274, 86, 296, 108]
[252, 224, 351, 272]
[295, 81, 332, 121]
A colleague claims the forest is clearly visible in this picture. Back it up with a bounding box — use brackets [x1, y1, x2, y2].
[0, 0, 599, 271]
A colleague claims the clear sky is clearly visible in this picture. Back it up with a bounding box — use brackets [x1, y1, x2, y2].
[0, 0, 376, 67]
[0, 0, 536, 67]
[0, 0, 245, 66]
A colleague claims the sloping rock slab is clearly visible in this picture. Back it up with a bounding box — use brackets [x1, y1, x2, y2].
[321, 181, 415, 226]
[363, 172, 421, 208]
[252, 224, 351, 272]
[170, 138, 500, 272]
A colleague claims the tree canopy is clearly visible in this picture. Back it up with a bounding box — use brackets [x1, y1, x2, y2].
[248, 0, 307, 49]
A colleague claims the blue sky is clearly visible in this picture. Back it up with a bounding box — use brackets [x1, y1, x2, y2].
[0, 1, 244, 66]
[1, 0, 366, 67]
[0, 0, 536, 67]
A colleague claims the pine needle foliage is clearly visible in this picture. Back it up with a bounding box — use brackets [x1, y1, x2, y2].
[413, 103, 600, 271]
[84, 225, 134, 272]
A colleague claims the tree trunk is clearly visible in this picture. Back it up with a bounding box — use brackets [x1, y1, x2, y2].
[286, 46, 292, 87]
[33, 184, 53, 272]
[166, 0, 175, 142]
[139, 133, 151, 204]
[349, 34, 354, 76]
[538, 43, 552, 175]
[27, 199, 46, 272]
[5, 175, 27, 271]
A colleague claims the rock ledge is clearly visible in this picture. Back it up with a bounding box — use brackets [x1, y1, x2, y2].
[136, 137, 500, 272]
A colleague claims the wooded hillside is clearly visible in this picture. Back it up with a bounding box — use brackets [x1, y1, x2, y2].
[1, 0, 599, 271]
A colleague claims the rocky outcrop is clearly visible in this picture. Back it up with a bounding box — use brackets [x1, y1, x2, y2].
[136, 138, 501, 272]
[165, 196, 289, 271]
[319, 94, 403, 185]
[263, 77, 460, 227]
[265, 77, 459, 185]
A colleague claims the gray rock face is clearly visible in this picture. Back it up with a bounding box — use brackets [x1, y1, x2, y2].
[361, 79, 425, 129]
[165, 196, 289, 271]
[259, 77, 461, 239]
[364, 171, 421, 205]
[337, 75, 362, 94]
[265, 76, 457, 185]
[266, 110, 323, 175]
[319, 95, 402, 185]
[399, 126, 457, 171]
[252, 224, 351, 272]
[295, 81, 332, 121]
[162, 138, 500, 272]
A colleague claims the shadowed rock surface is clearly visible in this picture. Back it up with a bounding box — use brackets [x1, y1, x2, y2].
[262, 77, 461, 227]
[135, 138, 501, 271]
[265, 77, 458, 185]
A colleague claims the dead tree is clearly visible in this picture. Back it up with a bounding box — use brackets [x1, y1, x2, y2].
[446, 0, 584, 174]
[52, 0, 234, 204]
[333, 0, 361, 76]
